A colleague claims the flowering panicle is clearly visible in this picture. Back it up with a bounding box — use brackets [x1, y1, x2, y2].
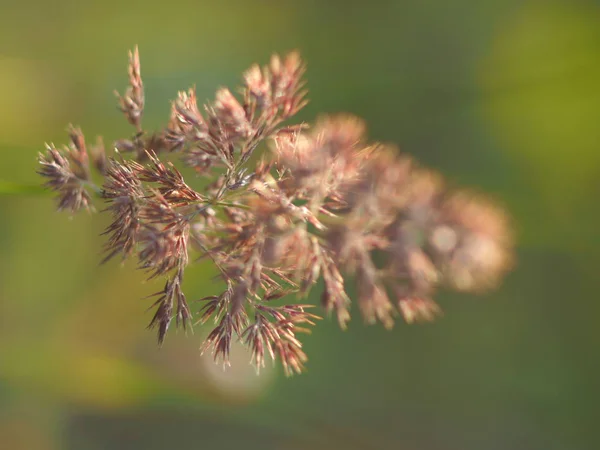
[38, 47, 514, 375]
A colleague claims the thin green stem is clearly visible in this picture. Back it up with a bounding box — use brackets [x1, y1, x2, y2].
[0, 180, 51, 196]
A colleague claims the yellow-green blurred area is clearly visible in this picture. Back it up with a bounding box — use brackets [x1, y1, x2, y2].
[0, 0, 598, 448]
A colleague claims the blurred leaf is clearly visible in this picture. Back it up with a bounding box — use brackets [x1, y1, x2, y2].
[479, 1, 600, 249]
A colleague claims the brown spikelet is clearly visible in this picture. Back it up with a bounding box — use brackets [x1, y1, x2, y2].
[115, 46, 144, 131]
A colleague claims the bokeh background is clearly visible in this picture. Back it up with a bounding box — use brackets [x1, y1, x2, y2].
[1, 0, 599, 449]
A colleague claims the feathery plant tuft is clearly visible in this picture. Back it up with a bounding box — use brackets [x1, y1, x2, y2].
[37, 47, 514, 375]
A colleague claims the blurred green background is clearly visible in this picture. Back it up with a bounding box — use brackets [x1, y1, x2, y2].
[1, 0, 599, 449]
